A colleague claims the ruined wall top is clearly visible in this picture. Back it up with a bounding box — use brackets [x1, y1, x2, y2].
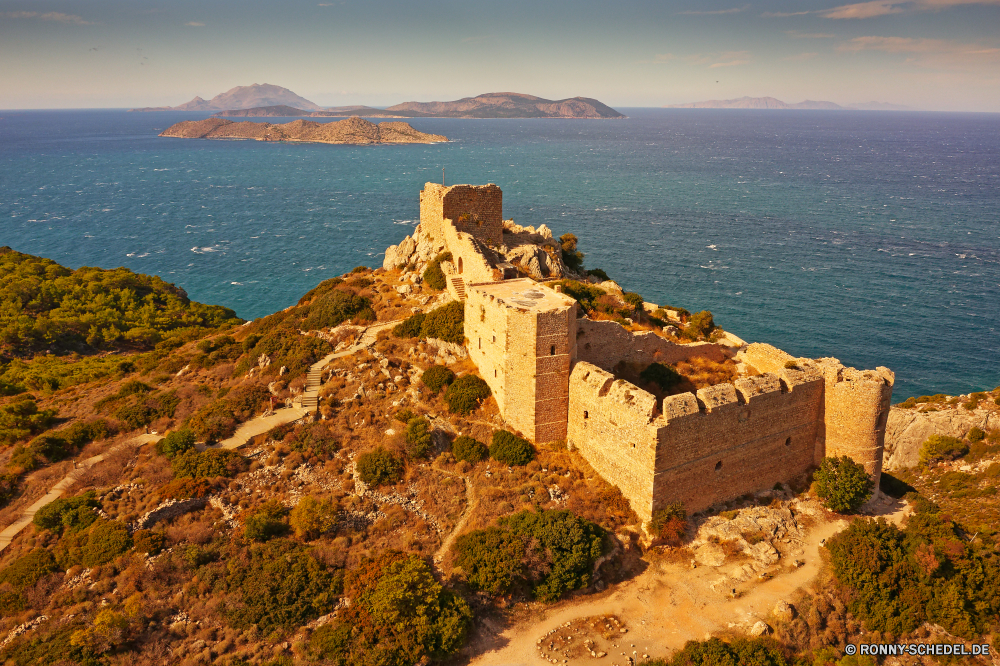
[421, 183, 503, 245]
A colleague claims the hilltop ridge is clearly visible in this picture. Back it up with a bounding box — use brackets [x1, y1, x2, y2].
[667, 96, 910, 111]
[129, 83, 323, 112]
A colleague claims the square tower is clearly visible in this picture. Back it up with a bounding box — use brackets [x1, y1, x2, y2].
[419, 183, 503, 246]
[465, 279, 577, 443]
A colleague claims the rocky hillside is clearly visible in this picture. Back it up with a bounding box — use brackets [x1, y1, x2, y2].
[885, 388, 1000, 469]
[385, 92, 625, 118]
[159, 116, 447, 145]
[129, 83, 322, 112]
[213, 105, 413, 119]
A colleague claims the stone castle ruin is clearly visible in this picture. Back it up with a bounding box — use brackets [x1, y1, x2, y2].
[384, 183, 894, 523]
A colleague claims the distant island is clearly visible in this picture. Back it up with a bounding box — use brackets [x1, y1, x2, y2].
[667, 96, 910, 111]
[130, 83, 322, 112]
[159, 116, 447, 145]
[132, 84, 625, 119]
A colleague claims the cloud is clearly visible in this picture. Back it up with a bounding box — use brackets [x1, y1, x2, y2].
[820, 1, 906, 18]
[3, 11, 94, 25]
[784, 51, 821, 60]
[185, 21, 205, 27]
[785, 30, 837, 38]
[839, 34, 1000, 68]
[761, 10, 814, 16]
[678, 5, 750, 14]
[709, 59, 751, 67]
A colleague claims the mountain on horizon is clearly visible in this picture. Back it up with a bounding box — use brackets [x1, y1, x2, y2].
[667, 96, 910, 111]
[385, 92, 625, 118]
[130, 83, 323, 112]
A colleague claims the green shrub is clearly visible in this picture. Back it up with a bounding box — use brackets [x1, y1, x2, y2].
[171, 449, 247, 479]
[284, 423, 339, 457]
[444, 374, 491, 415]
[404, 418, 433, 459]
[342, 551, 471, 664]
[586, 268, 609, 281]
[0, 589, 25, 615]
[919, 434, 968, 467]
[665, 637, 789, 666]
[392, 313, 426, 339]
[158, 428, 195, 458]
[621, 292, 644, 309]
[357, 447, 404, 487]
[453, 509, 604, 601]
[683, 310, 716, 340]
[648, 502, 687, 545]
[489, 431, 535, 466]
[394, 409, 416, 424]
[452, 435, 488, 463]
[224, 538, 339, 633]
[80, 520, 133, 567]
[308, 622, 352, 664]
[302, 290, 373, 330]
[0, 472, 19, 506]
[421, 365, 455, 394]
[813, 455, 873, 513]
[244, 500, 288, 542]
[967, 426, 986, 443]
[0, 548, 57, 590]
[559, 234, 584, 272]
[556, 280, 605, 314]
[419, 301, 464, 343]
[32, 492, 98, 534]
[639, 363, 683, 392]
[422, 252, 451, 291]
[132, 529, 165, 555]
[0, 396, 57, 446]
[289, 496, 338, 541]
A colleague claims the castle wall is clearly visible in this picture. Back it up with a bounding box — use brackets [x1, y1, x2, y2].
[466, 288, 511, 411]
[534, 307, 576, 443]
[567, 362, 825, 522]
[575, 319, 726, 371]
[420, 183, 503, 247]
[442, 221, 497, 286]
[567, 363, 659, 520]
[821, 366, 894, 487]
[651, 371, 823, 517]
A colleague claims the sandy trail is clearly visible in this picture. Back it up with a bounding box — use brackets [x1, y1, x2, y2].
[468, 497, 908, 666]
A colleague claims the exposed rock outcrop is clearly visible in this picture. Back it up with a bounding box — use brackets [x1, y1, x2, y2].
[885, 405, 1000, 470]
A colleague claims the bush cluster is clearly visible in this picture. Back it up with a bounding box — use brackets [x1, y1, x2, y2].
[453, 509, 604, 601]
[489, 430, 535, 466]
[813, 455, 873, 513]
[157, 428, 195, 458]
[171, 449, 247, 479]
[0, 395, 57, 447]
[394, 301, 464, 343]
[243, 500, 288, 542]
[919, 434, 968, 467]
[187, 383, 271, 442]
[827, 498, 1000, 639]
[32, 492, 99, 534]
[338, 551, 471, 665]
[452, 435, 488, 463]
[404, 417, 433, 459]
[421, 252, 452, 291]
[682, 310, 716, 340]
[640, 362, 683, 392]
[0, 246, 241, 357]
[357, 446, 404, 487]
[444, 374, 491, 415]
[559, 234, 584, 272]
[649, 637, 790, 666]
[648, 502, 687, 545]
[421, 365, 455, 394]
[289, 496, 338, 541]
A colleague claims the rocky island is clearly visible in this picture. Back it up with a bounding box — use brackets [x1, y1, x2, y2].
[158, 116, 447, 145]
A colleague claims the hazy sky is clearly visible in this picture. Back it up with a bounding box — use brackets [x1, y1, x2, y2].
[1, 0, 999, 111]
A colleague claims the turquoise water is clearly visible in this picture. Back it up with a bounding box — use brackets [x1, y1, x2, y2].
[1, 108, 998, 399]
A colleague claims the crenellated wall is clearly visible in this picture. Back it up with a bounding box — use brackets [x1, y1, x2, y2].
[567, 361, 825, 521]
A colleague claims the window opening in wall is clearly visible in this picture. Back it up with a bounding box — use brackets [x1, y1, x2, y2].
[715, 461, 722, 471]
[785, 436, 791, 447]
[479, 338, 481, 349]
[458, 257, 463, 274]
[492, 335, 495, 343]
[583, 411, 589, 419]
[494, 369, 497, 378]
[550, 345, 556, 356]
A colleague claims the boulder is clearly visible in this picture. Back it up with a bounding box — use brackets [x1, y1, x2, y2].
[749, 621, 771, 637]
[694, 542, 726, 567]
[772, 600, 795, 622]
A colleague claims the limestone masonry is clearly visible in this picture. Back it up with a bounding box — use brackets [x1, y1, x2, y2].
[385, 183, 895, 522]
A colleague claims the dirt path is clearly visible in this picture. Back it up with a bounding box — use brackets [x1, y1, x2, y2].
[0, 433, 161, 553]
[433, 473, 477, 565]
[467, 500, 908, 666]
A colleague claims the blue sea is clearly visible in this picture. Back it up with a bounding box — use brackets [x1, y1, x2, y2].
[1, 108, 998, 400]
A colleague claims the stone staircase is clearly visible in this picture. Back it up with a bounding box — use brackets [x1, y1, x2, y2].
[449, 276, 467, 301]
[300, 366, 324, 410]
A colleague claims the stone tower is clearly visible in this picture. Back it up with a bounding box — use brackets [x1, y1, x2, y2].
[465, 279, 577, 443]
